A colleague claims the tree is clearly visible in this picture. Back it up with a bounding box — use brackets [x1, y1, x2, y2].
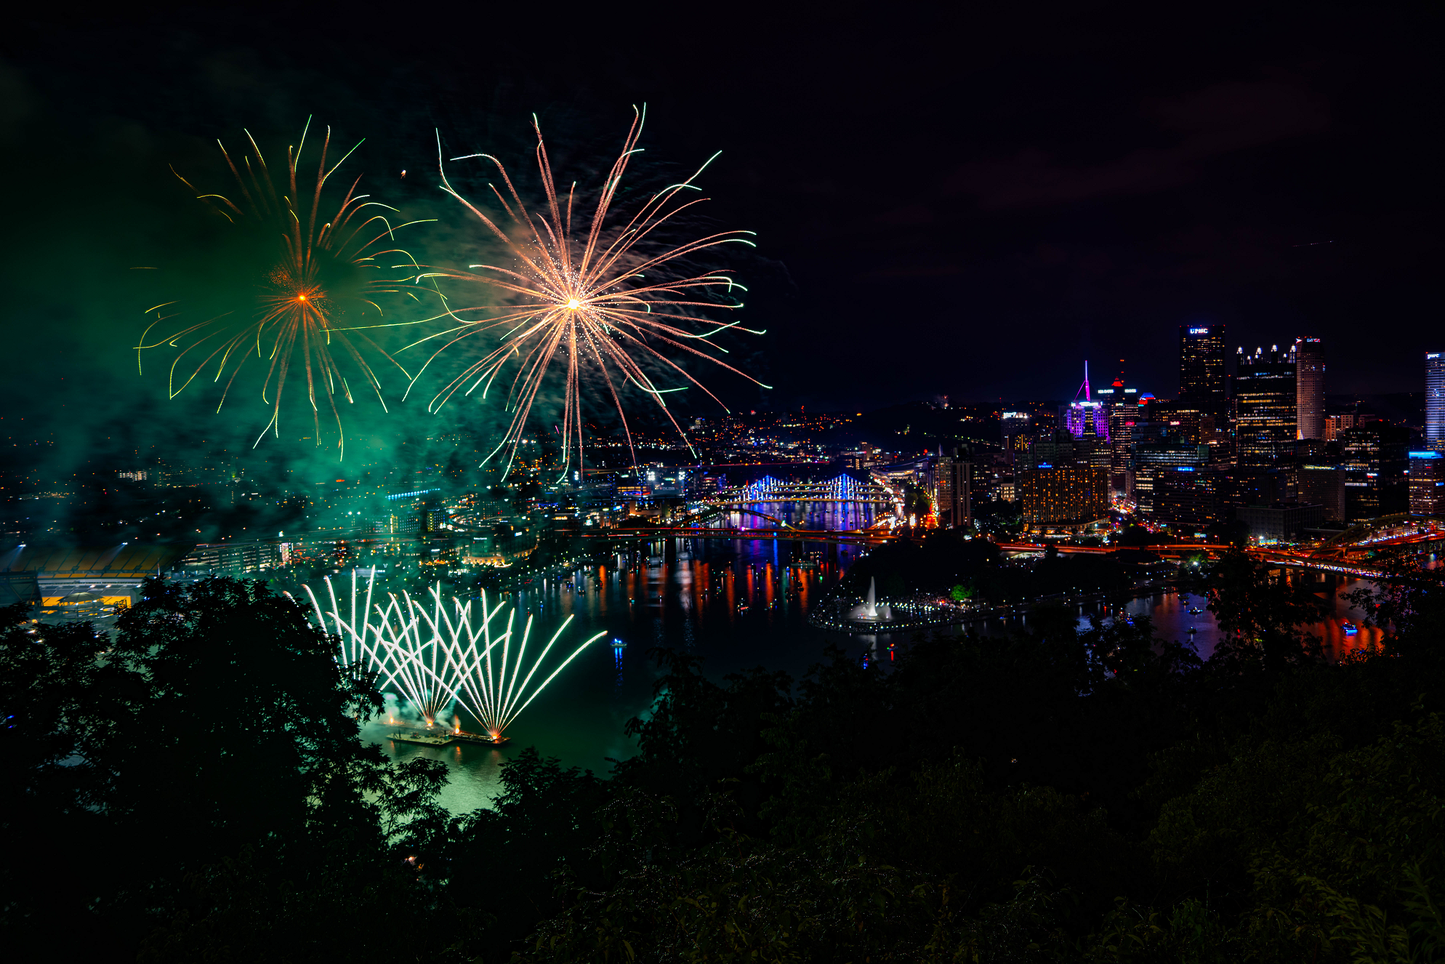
[1117, 524, 1157, 547]
[1346, 558, 1445, 658]
[0, 579, 452, 959]
[7, 562, 1444, 962]
[446, 748, 608, 950]
[1203, 549, 1329, 666]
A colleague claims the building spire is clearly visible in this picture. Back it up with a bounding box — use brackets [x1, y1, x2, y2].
[1075, 360, 1092, 402]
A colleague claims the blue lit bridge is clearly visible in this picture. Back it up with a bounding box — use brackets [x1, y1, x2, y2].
[706, 473, 898, 509]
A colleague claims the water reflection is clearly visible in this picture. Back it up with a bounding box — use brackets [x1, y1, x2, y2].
[960, 572, 1385, 661]
[363, 722, 511, 815]
[359, 518, 1390, 813]
[1123, 573, 1385, 661]
[362, 522, 872, 813]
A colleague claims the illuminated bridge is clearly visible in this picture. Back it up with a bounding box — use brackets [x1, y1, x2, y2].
[1308, 514, 1445, 562]
[998, 515, 1445, 580]
[615, 472, 900, 543]
[706, 473, 897, 508]
[607, 519, 897, 544]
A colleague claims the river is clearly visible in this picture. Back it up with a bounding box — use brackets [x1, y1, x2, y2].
[360, 522, 1390, 815]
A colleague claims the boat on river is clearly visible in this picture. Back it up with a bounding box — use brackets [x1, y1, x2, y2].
[387, 729, 456, 748]
[387, 727, 513, 749]
[452, 732, 513, 748]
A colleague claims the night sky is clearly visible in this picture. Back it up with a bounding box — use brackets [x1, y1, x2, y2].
[1, 4, 1438, 458]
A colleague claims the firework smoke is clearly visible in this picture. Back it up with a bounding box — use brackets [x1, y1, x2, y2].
[137, 118, 433, 458]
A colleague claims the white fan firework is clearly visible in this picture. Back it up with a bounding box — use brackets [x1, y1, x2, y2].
[305, 570, 605, 738]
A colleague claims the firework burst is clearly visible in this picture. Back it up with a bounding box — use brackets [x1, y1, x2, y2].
[306, 572, 606, 739]
[409, 106, 769, 477]
[137, 118, 432, 457]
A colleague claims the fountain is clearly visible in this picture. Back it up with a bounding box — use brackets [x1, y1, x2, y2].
[811, 573, 970, 635]
[848, 577, 893, 624]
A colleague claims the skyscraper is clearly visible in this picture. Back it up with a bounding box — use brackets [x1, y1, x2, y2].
[1299, 464, 1346, 521]
[1130, 440, 1209, 515]
[1064, 362, 1110, 439]
[1153, 465, 1223, 530]
[1096, 362, 1141, 497]
[1179, 325, 1227, 416]
[1341, 425, 1410, 521]
[1018, 465, 1109, 529]
[1234, 345, 1297, 464]
[1295, 336, 1324, 440]
[1428, 351, 1445, 452]
[1408, 451, 1444, 516]
[933, 456, 972, 527]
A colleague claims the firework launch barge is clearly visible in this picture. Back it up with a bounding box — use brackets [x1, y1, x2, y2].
[386, 727, 512, 749]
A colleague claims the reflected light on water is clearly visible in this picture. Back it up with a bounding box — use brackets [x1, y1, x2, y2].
[362, 500, 1391, 814]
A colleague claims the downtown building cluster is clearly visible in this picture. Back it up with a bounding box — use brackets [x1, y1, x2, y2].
[997, 328, 1445, 541]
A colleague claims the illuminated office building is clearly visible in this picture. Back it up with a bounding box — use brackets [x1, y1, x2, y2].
[1027, 431, 1085, 470]
[1066, 401, 1109, 440]
[1018, 464, 1109, 528]
[1179, 325, 1227, 416]
[1409, 451, 1444, 516]
[1154, 465, 1223, 530]
[1096, 372, 1142, 496]
[1131, 441, 1209, 515]
[1299, 465, 1346, 521]
[1076, 435, 1113, 475]
[933, 456, 973, 527]
[1139, 400, 1204, 445]
[1428, 352, 1445, 452]
[1295, 336, 1325, 440]
[1064, 362, 1110, 440]
[1341, 425, 1410, 521]
[1234, 345, 1297, 464]
[1323, 413, 1356, 442]
[1001, 411, 1034, 460]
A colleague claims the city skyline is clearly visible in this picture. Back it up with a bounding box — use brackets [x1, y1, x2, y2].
[4, 10, 1442, 963]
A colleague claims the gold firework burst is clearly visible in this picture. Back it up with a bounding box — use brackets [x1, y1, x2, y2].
[409, 106, 769, 476]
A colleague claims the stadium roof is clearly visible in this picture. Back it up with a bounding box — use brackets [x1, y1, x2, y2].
[0, 545, 191, 577]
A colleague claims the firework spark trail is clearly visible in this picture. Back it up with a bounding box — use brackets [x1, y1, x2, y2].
[137, 118, 436, 458]
[406, 106, 771, 478]
[306, 573, 606, 737]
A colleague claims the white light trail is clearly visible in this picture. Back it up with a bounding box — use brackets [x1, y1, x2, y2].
[305, 570, 605, 737]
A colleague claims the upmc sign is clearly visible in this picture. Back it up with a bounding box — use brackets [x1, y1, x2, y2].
[1188, 327, 1210, 334]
